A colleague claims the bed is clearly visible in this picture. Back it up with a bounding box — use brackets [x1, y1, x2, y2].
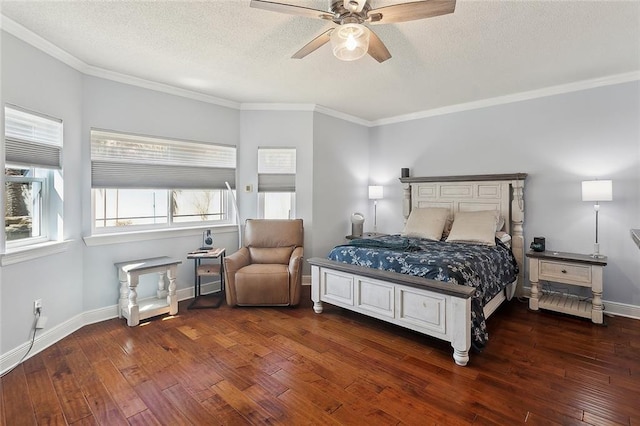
[308, 173, 526, 366]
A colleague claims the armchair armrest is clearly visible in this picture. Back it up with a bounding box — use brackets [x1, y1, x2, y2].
[288, 246, 304, 306]
[224, 247, 251, 306]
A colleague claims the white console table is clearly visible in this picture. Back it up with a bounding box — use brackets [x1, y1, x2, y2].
[116, 256, 182, 326]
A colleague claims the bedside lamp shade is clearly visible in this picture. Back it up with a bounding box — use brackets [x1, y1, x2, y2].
[582, 180, 613, 202]
[368, 185, 383, 200]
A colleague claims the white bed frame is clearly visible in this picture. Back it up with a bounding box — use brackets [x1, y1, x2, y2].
[309, 173, 526, 366]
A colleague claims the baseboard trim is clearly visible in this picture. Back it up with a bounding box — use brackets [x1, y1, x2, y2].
[602, 300, 640, 320]
[0, 282, 219, 375]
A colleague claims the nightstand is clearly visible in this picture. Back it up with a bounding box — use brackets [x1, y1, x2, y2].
[527, 250, 607, 324]
[345, 232, 388, 240]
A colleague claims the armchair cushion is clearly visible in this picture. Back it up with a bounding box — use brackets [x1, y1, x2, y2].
[235, 264, 290, 305]
[248, 246, 294, 264]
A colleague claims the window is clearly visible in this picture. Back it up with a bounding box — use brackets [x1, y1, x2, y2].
[4, 106, 62, 248]
[90, 130, 236, 232]
[257, 148, 296, 219]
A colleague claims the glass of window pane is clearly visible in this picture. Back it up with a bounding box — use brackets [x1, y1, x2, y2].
[172, 190, 225, 223]
[94, 189, 168, 228]
[5, 176, 41, 241]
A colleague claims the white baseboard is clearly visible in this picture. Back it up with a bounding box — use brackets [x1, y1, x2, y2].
[602, 300, 640, 320]
[0, 281, 219, 375]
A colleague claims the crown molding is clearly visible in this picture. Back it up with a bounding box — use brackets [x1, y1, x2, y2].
[0, 15, 239, 110]
[313, 105, 372, 127]
[241, 103, 316, 112]
[83, 64, 240, 109]
[373, 71, 640, 127]
[2, 14, 638, 128]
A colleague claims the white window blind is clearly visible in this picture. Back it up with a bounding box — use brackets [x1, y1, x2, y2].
[4, 106, 63, 169]
[91, 129, 236, 189]
[257, 148, 296, 192]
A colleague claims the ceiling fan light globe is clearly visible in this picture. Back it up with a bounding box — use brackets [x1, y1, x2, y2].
[331, 23, 370, 61]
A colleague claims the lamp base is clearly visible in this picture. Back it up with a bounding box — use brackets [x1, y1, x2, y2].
[591, 242, 605, 259]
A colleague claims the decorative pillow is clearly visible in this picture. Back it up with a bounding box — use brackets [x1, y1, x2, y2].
[401, 207, 450, 241]
[446, 210, 499, 246]
[496, 215, 506, 232]
[496, 231, 512, 246]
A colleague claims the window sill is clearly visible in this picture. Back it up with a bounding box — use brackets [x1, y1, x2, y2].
[83, 224, 238, 247]
[1, 240, 74, 266]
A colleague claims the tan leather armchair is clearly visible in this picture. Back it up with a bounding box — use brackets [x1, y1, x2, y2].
[224, 219, 304, 307]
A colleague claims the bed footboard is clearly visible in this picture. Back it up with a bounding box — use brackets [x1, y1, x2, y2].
[308, 257, 475, 366]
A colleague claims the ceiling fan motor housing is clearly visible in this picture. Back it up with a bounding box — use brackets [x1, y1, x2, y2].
[330, 0, 371, 23]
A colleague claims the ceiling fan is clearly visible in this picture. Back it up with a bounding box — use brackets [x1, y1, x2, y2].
[250, 0, 456, 62]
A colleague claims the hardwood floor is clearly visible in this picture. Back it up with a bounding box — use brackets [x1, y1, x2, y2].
[2, 286, 639, 425]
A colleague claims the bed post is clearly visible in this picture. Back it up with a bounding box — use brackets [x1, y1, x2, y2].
[511, 178, 526, 296]
[402, 181, 411, 224]
[311, 264, 323, 313]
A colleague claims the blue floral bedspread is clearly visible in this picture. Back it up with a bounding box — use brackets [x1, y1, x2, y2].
[327, 234, 519, 350]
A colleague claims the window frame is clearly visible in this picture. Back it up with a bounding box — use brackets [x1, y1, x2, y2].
[3, 105, 63, 252]
[91, 188, 234, 235]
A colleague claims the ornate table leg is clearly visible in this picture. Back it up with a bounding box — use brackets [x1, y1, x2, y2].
[168, 265, 178, 315]
[157, 271, 168, 299]
[529, 258, 540, 311]
[591, 265, 604, 324]
[127, 273, 140, 326]
[118, 269, 128, 318]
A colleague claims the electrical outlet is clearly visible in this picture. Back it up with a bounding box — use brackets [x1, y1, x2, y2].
[34, 299, 42, 314]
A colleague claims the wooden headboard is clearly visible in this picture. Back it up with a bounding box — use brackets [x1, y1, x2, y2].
[399, 173, 527, 293]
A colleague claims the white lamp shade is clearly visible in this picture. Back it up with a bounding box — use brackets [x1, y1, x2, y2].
[368, 185, 383, 200]
[582, 180, 613, 202]
[331, 23, 370, 61]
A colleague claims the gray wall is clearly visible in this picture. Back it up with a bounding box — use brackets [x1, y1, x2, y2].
[1, 32, 85, 355]
[369, 82, 640, 306]
[312, 112, 370, 260]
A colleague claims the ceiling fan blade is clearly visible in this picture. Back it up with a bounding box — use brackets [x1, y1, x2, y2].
[250, 0, 333, 20]
[367, 29, 391, 63]
[369, 0, 455, 24]
[292, 29, 333, 59]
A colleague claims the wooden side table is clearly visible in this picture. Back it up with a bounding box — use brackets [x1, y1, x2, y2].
[527, 250, 607, 324]
[187, 247, 225, 309]
[115, 256, 182, 326]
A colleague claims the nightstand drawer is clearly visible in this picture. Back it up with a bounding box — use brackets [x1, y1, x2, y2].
[538, 260, 591, 284]
[197, 264, 221, 276]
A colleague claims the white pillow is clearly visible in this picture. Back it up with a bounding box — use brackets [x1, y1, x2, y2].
[446, 210, 499, 246]
[401, 207, 450, 241]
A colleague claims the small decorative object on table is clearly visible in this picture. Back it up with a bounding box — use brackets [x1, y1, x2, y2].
[530, 236, 545, 252]
[187, 247, 225, 309]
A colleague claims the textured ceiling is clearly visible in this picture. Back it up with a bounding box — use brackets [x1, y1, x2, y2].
[1, 0, 639, 122]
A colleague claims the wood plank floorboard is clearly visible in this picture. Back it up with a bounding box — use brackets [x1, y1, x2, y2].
[2, 286, 639, 425]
